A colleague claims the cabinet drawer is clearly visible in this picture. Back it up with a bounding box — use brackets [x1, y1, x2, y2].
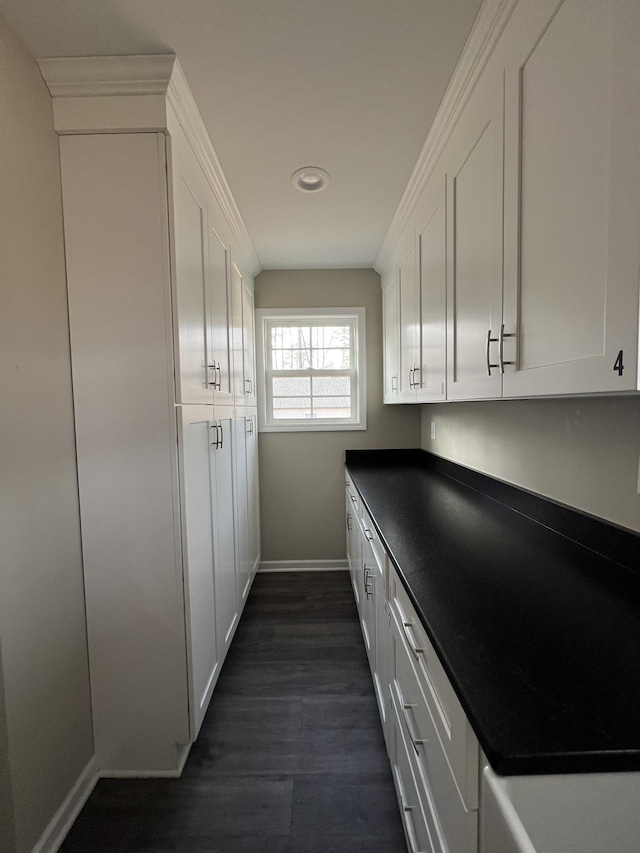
[392, 619, 478, 853]
[390, 566, 479, 810]
[361, 504, 385, 573]
[391, 691, 440, 853]
[345, 474, 361, 520]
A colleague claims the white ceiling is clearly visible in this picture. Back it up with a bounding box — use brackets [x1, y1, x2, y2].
[0, 0, 483, 270]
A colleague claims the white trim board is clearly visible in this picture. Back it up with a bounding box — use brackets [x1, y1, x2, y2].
[30, 755, 98, 853]
[259, 560, 348, 572]
[374, 0, 519, 273]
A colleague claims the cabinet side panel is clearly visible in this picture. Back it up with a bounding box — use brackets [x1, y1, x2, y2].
[59, 133, 189, 772]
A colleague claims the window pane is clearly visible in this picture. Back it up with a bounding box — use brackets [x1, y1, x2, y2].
[271, 348, 311, 370]
[311, 325, 351, 349]
[271, 325, 311, 349]
[312, 348, 351, 369]
[312, 376, 350, 395]
[273, 397, 312, 419]
[273, 377, 311, 396]
[313, 396, 352, 418]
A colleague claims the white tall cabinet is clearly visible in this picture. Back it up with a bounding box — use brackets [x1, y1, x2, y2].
[41, 56, 261, 774]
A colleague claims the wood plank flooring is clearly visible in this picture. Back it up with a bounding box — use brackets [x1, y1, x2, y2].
[61, 571, 407, 852]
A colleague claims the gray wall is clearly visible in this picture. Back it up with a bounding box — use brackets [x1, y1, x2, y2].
[421, 397, 640, 533]
[0, 17, 94, 852]
[255, 268, 421, 562]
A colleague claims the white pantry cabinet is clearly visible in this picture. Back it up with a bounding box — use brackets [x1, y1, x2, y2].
[381, 0, 640, 403]
[231, 263, 258, 406]
[46, 56, 261, 775]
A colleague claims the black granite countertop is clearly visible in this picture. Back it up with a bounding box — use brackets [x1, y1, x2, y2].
[345, 449, 640, 776]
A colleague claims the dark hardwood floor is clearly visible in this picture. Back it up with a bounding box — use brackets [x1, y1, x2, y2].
[61, 571, 407, 852]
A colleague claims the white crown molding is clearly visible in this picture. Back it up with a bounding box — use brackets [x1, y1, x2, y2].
[374, 0, 519, 273]
[38, 54, 261, 277]
[37, 54, 176, 97]
[167, 60, 261, 277]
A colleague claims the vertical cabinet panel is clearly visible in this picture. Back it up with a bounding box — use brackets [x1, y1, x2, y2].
[417, 174, 447, 402]
[179, 408, 219, 738]
[242, 278, 257, 405]
[446, 70, 504, 401]
[59, 132, 190, 771]
[233, 415, 251, 605]
[172, 134, 213, 406]
[398, 237, 420, 402]
[382, 271, 400, 403]
[503, 0, 640, 395]
[245, 413, 261, 577]
[207, 224, 233, 403]
[211, 412, 238, 658]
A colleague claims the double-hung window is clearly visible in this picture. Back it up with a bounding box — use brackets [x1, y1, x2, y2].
[256, 307, 366, 431]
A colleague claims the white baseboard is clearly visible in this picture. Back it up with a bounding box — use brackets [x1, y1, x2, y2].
[31, 754, 99, 853]
[258, 559, 348, 572]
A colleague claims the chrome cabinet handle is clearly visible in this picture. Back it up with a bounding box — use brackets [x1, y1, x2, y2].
[409, 367, 414, 388]
[207, 362, 217, 386]
[498, 324, 515, 374]
[413, 365, 421, 389]
[210, 423, 220, 448]
[218, 421, 224, 449]
[486, 329, 500, 375]
[350, 495, 358, 505]
[364, 528, 373, 541]
[364, 565, 374, 598]
[391, 374, 398, 392]
[216, 363, 222, 390]
[402, 621, 424, 659]
[401, 799, 426, 853]
[402, 703, 427, 754]
[346, 513, 352, 531]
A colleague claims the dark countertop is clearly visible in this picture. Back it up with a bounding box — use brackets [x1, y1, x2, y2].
[345, 449, 640, 776]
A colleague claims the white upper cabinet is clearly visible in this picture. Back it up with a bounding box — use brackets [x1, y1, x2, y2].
[379, 0, 640, 403]
[502, 0, 640, 396]
[231, 261, 257, 405]
[446, 68, 504, 401]
[417, 172, 447, 403]
[171, 125, 234, 405]
[398, 231, 420, 402]
[382, 270, 400, 403]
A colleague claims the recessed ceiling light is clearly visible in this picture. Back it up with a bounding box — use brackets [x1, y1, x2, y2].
[292, 167, 330, 193]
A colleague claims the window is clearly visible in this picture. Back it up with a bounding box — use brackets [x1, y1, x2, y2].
[256, 307, 366, 432]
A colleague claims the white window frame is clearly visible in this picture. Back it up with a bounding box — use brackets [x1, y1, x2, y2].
[255, 307, 366, 432]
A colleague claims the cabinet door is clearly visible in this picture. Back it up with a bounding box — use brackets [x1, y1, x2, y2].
[373, 557, 390, 735]
[179, 407, 219, 739]
[242, 278, 257, 405]
[245, 413, 261, 578]
[230, 262, 245, 400]
[503, 0, 640, 396]
[172, 132, 214, 405]
[417, 172, 447, 403]
[210, 412, 238, 657]
[361, 536, 377, 667]
[233, 414, 251, 605]
[207, 222, 233, 404]
[398, 234, 420, 403]
[446, 69, 504, 400]
[382, 270, 400, 403]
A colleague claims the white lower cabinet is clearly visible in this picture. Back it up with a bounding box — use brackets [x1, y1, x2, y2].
[346, 471, 479, 852]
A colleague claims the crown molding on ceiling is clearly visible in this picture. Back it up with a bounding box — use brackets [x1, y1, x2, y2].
[374, 0, 519, 274]
[37, 54, 176, 97]
[38, 54, 261, 277]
